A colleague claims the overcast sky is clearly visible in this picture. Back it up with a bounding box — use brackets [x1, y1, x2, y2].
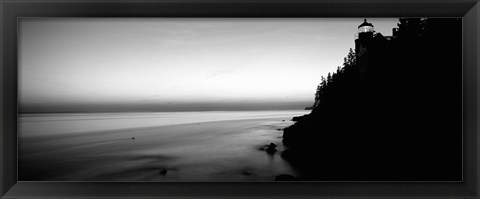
[19, 18, 398, 112]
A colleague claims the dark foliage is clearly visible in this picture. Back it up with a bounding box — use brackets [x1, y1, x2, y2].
[282, 18, 462, 181]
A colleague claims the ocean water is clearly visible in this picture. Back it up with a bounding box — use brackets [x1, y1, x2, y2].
[18, 110, 309, 181]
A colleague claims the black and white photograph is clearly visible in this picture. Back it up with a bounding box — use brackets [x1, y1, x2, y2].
[18, 18, 462, 182]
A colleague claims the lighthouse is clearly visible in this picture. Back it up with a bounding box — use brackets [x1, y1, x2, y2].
[355, 19, 374, 56]
[354, 19, 378, 76]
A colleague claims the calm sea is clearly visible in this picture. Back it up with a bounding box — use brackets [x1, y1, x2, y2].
[18, 110, 309, 181]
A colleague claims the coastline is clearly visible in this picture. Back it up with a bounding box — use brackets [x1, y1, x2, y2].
[19, 111, 304, 181]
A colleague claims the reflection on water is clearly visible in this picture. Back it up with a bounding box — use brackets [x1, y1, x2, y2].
[19, 110, 308, 181]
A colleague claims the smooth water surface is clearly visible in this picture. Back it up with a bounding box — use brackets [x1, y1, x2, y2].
[19, 110, 309, 181]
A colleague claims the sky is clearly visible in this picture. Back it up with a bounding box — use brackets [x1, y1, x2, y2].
[19, 18, 398, 112]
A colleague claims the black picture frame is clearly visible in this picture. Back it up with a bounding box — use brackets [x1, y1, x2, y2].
[1, 0, 479, 198]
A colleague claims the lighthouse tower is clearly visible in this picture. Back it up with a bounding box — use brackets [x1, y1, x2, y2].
[354, 19, 375, 75]
[355, 19, 374, 55]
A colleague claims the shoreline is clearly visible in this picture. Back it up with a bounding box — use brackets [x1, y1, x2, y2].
[19, 112, 302, 181]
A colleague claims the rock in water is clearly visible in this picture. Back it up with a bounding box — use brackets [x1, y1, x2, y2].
[159, 169, 167, 176]
[266, 143, 277, 154]
[275, 174, 296, 181]
[242, 171, 252, 176]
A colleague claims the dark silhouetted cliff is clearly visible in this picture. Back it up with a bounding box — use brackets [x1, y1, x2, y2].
[282, 18, 462, 181]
